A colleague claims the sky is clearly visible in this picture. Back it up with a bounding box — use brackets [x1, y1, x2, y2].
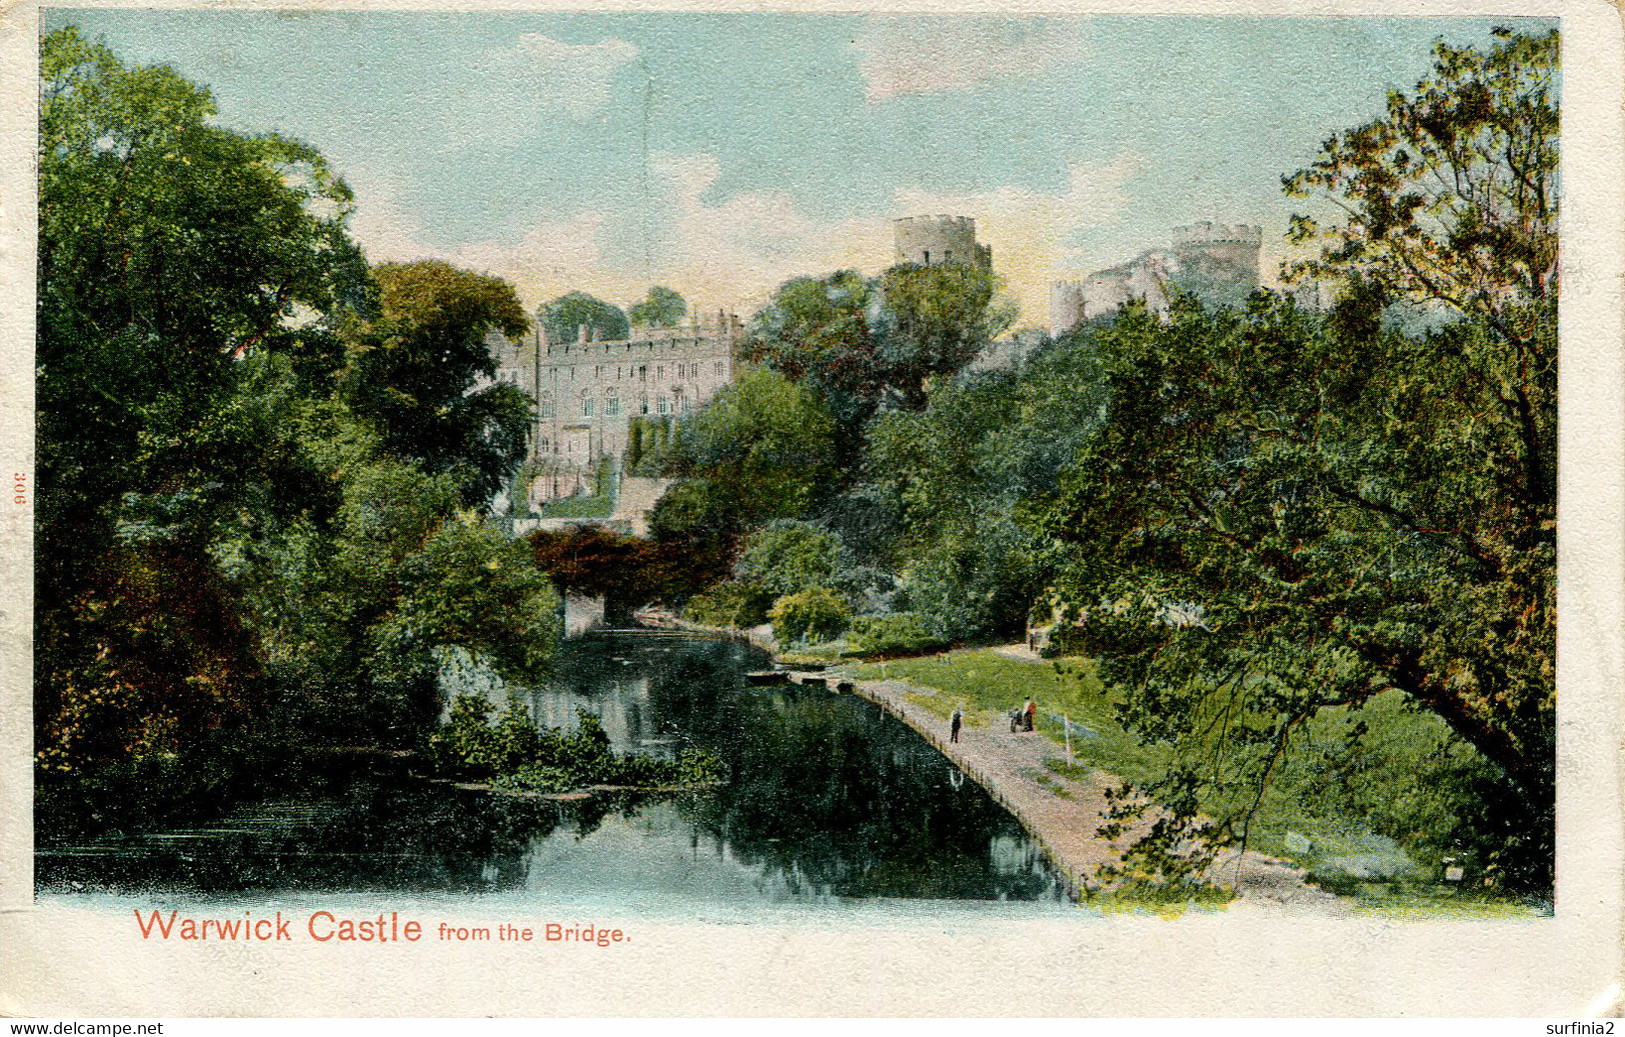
[44, 11, 1557, 328]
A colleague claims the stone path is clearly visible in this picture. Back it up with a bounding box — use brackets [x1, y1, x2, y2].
[829, 654, 1352, 915]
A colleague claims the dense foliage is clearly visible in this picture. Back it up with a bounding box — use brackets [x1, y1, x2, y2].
[648, 368, 840, 542]
[846, 613, 945, 657]
[768, 588, 851, 646]
[683, 582, 775, 629]
[648, 28, 1557, 895]
[342, 261, 533, 506]
[628, 285, 688, 328]
[746, 264, 1015, 442]
[734, 521, 841, 599]
[538, 290, 630, 344]
[36, 29, 560, 833]
[1043, 28, 1557, 891]
[429, 695, 724, 794]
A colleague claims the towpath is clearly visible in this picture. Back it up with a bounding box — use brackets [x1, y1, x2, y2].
[829, 655, 1351, 916]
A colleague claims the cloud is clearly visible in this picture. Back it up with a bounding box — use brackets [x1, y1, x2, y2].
[641, 154, 889, 312]
[346, 179, 437, 265]
[484, 33, 639, 119]
[853, 19, 1090, 102]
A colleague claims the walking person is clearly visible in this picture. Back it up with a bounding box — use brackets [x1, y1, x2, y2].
[950, 707, 963, 744]
[1023, 698, 1036, 732]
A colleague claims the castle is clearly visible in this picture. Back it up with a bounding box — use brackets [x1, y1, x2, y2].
[1049, 221, 1263, 337]
[489, 215, 1269, 520]
[486, 311, 745, 507]
[492, 215, 996, 512]
[892, 215, 992, 269]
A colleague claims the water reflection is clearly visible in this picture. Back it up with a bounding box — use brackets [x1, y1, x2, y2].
[38, 633, 1064, 906]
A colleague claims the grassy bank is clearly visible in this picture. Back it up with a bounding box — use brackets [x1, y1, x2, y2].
[840, 648, 1549, 917]
[843, 651, 1169, 787]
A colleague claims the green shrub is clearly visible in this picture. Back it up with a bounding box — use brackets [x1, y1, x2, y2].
[736, 520, 840, 598]
[683, 581, 773, 628]
[847, 612, 946, 656]
[769, 587, 851, 645]
[428, 694, 723, 794]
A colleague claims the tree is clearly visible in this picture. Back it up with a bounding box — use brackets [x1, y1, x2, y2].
[1043, 29, 1558, 892]
[34, 29, 565, 828]
[875, 263, 1018, 410]
[768, 588, 851, 646]
[36, 28, 371, 812]
[342, 260, 532, 505]
[37, 26, 369, 579]
[746, 264, 1015, 435]
[1283, 25, 1556, 572]
[1283, 28, 1557, 341]
[735, 520, 841, 599]
[628, 285, 688, 328]
[857, 343, 1108, 641]
[538, 290, 630, 344]
[747, 271, 882, 434]
[1042, 293, 1554, 890]
[652, 368, 840, 539]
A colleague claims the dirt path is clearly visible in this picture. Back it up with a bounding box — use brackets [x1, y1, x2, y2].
[830, 654, 1351, 916]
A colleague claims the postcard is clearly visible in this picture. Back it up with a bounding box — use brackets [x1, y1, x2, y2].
[1, 0, 1620, 1018]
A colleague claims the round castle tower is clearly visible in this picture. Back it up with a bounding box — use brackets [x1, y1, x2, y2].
[1169, 221, 1263, 283]
[893, 215, 992, 269]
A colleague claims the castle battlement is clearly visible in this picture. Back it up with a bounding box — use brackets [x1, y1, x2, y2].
[540, 310, 744, 355]
[1172, 221, 1264, 246]
[893, 214, 978, 231]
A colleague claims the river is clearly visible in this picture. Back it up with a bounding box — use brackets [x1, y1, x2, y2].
[36, 632, 1068, 917]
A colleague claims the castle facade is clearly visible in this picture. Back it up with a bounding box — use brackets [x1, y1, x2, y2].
[486, 311, 745, 503]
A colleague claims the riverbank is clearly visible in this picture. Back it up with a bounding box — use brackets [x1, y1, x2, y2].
[631, 609, 1346, 913]
[827, 668, 1350, 915]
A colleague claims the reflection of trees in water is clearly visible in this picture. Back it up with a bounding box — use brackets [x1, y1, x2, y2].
[40, 636, 1060, 902]
[36, 755, 629, 896]
[636, 644, 1059, 900]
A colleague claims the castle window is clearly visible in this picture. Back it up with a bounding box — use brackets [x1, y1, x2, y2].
[657, 397, 669, 415]
[923, 250, 930, 264]
[606, 398, 620, 416]
[640, 397, 649, 415]
[639, 365, 647, 381]
[657, 365, 664, 379]
[583, 398, 595, 417]
[679, 394, 690, 414]
[713, 361, 723, 375]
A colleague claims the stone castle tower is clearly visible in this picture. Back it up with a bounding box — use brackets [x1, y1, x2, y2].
[1049, 221, 1262, 336]
[1167, 221, 1264, 301]
[892, 215, 992, 269]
